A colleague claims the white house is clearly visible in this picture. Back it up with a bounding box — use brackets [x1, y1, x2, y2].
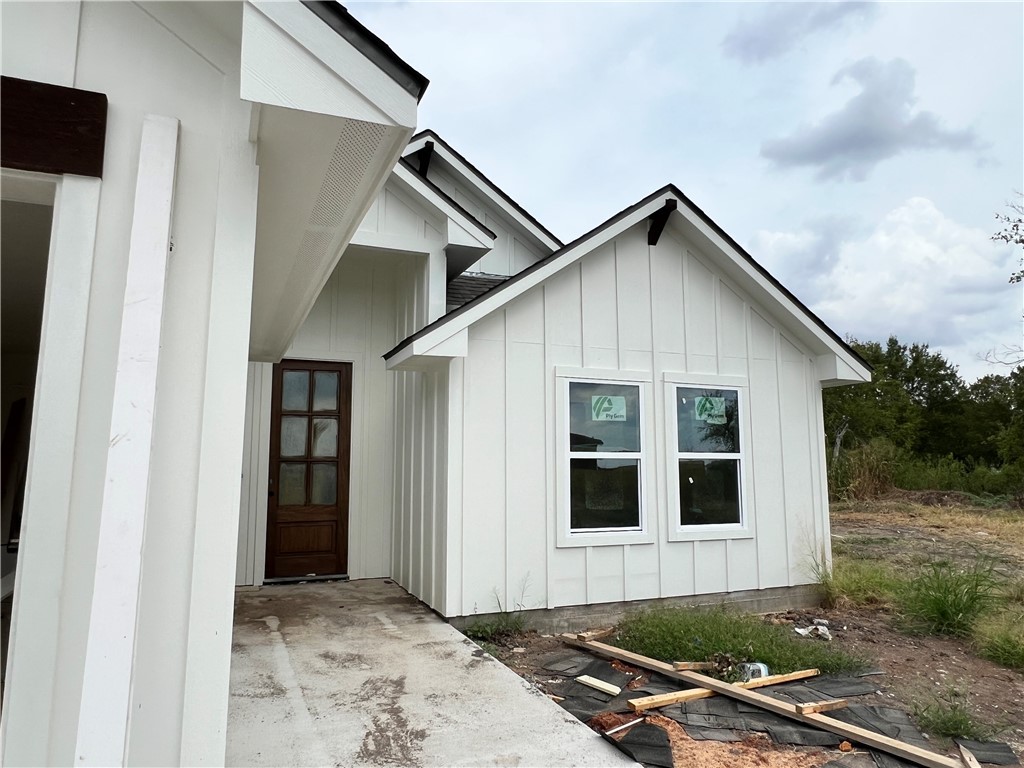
[1, 1, 427, 764]
[1, 2, 870, 766]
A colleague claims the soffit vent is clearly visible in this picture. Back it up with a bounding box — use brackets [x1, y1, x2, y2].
[308, 118, 387, 228]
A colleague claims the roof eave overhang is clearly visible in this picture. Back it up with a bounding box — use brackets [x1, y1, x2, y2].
[403, 131, 563, 254]
[385, 187, 871, 386]
[242, 0, 420, 362]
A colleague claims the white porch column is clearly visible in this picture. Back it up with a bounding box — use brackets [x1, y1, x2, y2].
[179, 82, 260, 765]
[74, 114, 179, 766]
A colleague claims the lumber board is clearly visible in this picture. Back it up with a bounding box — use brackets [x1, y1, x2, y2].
[795, 699, 848, 714]
[628, 668, 821, 712]
[576, 627, 615, 642]
[675, 671, 961, 768]
[560, 635, 676, 673]
[672, 661, 716, 671]
[957, 744, 982, 768]
[576, 675, 621, 696]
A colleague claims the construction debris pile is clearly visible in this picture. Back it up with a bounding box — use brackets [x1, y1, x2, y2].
[542, 633, 1019, 768]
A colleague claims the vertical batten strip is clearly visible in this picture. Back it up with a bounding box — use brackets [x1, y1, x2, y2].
[75, 115, 179, 766]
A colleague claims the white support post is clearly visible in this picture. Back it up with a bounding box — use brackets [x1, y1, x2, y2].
[74, 114, 179, 766]
[178, 81, 260, 765]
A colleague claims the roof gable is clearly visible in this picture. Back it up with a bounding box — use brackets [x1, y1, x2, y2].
[383, 184, 872, 385]
[403, 130, 563, 255]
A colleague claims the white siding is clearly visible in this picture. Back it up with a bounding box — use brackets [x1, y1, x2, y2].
[450, 221, 828, 616]
[429, 165, 546, 276]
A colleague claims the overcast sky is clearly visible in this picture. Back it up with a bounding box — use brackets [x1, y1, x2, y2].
[351, 1, 1023, 382]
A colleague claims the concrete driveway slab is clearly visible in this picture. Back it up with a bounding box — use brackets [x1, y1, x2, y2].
[227, 579, 636, 767]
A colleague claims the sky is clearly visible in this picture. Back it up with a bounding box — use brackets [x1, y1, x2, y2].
[350, 1, 1024, 382]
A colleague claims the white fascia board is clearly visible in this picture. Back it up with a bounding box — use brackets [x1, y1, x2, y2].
[386, 328, 468, 370]
[404, 135, 561, 252]
[817, 353, 871, 387]
[666, 203, 872, 383]
[392, 191, 871, 382]
[391, 162, 494, 250]
[242, 1, 416, 128]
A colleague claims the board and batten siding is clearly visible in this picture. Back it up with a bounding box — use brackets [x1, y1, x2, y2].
[428, 164, 546, 276]
[236, 249, 428, 584]
[446, 220, 828, 617]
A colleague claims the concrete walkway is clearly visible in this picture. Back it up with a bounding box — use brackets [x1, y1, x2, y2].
[227, 579, 635, 767]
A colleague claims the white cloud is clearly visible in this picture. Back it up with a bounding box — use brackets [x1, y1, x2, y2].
[752, 198, 1021, 380]
[722, 2, 878, 64]
[761, 58, 980, 181]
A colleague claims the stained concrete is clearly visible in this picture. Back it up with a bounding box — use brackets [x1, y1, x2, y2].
[227, 579, 636, 767]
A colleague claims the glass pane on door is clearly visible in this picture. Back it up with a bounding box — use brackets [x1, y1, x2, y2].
[313, 371, 339, 412]
[282, 371, 309, 411]
[311, 464, 337, 505]
[280, 416, 308, 457]
[311, 418, 337, 457]
[279, 463, 306, 505]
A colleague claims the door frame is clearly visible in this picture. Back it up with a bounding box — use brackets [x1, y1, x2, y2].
[243, 353, 364, 586]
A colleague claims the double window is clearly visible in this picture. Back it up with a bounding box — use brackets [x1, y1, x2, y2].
[560, 371, 748, 545]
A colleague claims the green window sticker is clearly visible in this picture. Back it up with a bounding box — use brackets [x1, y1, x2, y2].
[591, 395, 626, 421]
[694, 396, 726, 424]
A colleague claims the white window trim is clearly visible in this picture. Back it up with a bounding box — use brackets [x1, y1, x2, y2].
[664, 373, 754, 542]
[556, 372, 655, 548]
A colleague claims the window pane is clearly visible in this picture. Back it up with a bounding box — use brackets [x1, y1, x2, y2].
[311, 418, 338, 457]
[280, 416, 307, 457]
[279, 463, 306, 506]
[311, 464, 337, 505]
[313, 371, 339, 412]
[570, 458, 640, 530]
[679, 459, 741, 525]
[677, 388, 740, 453]
[568, 382, 640, 452]
[282, 370, 309, 411]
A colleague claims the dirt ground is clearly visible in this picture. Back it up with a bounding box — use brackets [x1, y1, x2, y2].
[485, 492, 1024, 766]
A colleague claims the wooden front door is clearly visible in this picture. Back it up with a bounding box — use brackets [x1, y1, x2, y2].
[266, 360, 351, 579]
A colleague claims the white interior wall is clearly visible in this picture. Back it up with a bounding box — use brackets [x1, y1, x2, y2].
[448, 220, 828, 617]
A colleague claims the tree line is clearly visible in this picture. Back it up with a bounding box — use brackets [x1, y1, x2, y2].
[823, 336, 1023, 498]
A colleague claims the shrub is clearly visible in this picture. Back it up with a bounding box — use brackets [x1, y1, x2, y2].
[900, 559, 1000, 636]
[833, 439, 901, 500]
[614, 607, 864, 676]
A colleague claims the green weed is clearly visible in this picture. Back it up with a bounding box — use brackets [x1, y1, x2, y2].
[463, 611, 524, 644]
[913, 688, 990, 740]
[818, 554, 904, 608]
[972, 610, 1024, 671]
[614, 607, 864, 676]
[900, 559, 1000, 636]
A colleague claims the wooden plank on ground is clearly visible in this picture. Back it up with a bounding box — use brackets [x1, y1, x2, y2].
[672, 661, 716, 671]
[675, 671, 961, 768]
[795, 699, 848, 714]
[628, 668, 821, 712]
[957, 744, 982, 768]
[576, 675, 621, 696]
[560, 635, 676, 674]
[576, 627, 615, 642]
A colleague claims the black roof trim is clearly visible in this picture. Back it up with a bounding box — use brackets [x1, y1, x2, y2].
[301, 2, 429, 103]
[384, 183, 870, 373]
[409, 129, 564, 248]
[396, 156, 497, 241]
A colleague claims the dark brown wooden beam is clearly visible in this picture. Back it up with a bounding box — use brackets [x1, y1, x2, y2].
[647, 198, 677, 246]
[414, 140, 435, 178]
[1, 76, 107, 178]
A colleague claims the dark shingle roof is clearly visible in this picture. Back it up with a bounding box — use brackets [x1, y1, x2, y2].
[446, 273, 509, 311]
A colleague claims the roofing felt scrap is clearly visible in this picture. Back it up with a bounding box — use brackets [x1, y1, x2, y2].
[673, 670, 962, 768]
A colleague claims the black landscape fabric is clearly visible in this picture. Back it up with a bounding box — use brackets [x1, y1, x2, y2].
[954, 739, 1020, 766]
[605, 723, 674, 768]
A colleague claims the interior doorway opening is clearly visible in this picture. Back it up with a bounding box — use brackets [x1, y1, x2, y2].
[1, 186, 55, 694]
